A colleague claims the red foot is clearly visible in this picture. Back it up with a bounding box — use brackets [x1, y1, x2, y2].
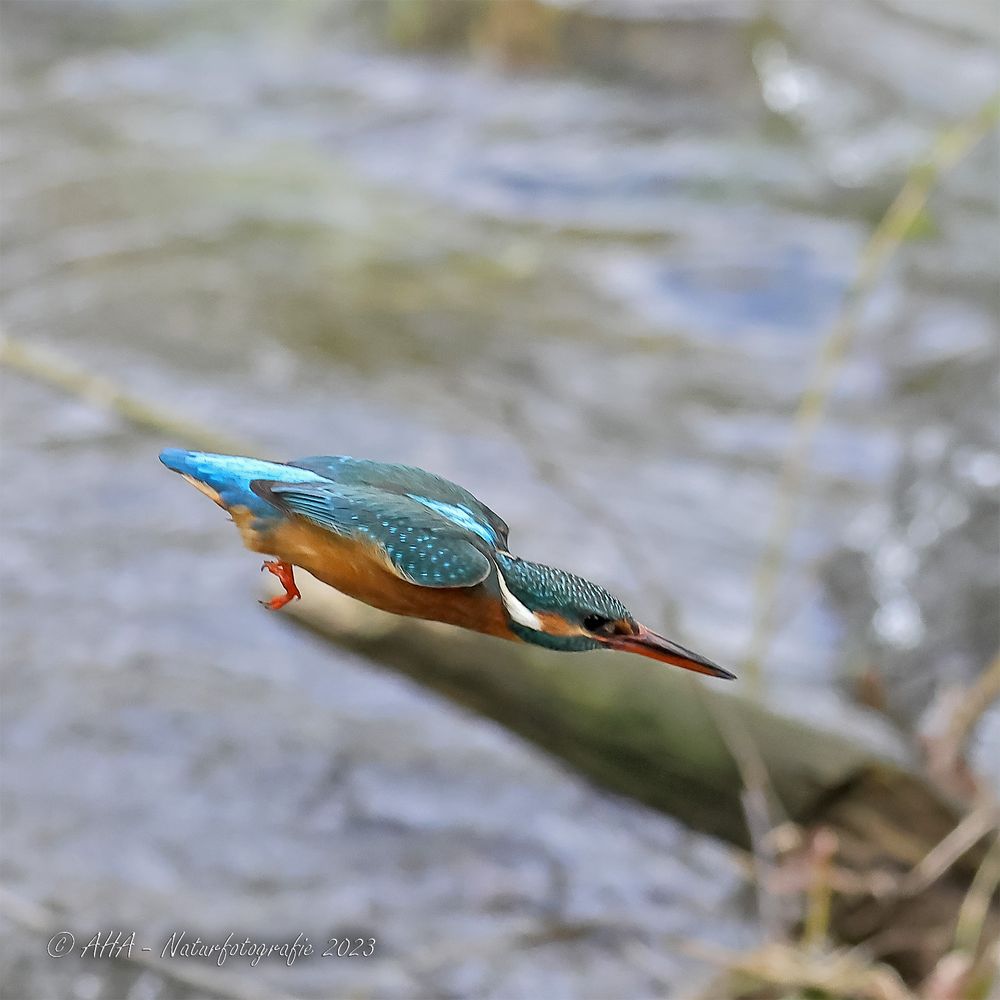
[259, 560, 300, 611]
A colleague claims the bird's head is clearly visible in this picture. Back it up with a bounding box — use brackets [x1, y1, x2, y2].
[494, 554, 734, 679]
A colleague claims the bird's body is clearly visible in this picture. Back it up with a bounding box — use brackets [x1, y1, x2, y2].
[234, 509, 513, 637]
[160, 449, 733, 679]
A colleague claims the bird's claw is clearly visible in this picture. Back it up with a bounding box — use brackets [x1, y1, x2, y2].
[259, 560, 300, 611]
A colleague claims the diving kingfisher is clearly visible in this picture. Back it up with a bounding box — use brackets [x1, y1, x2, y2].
[160, 449, 734, 679]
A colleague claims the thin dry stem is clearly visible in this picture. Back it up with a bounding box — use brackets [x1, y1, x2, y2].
[743, 95, 1000, 692]
[899, 804, 1000, 898]
[802, 828, 839, 950]
[945, 653, 1000, 771]
[953, 833, 1000, 958]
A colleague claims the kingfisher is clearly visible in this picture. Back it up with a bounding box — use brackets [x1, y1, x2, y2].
[159, 449, 734, 679]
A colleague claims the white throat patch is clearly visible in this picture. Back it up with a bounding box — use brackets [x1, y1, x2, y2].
[495, 563, 544, 632]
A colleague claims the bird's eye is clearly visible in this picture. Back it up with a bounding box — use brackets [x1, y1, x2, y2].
[583, 615, 615, 635]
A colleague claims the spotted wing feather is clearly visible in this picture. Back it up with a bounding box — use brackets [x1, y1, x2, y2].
[286, 456, 509, 548]
[252, 481, 492, 589]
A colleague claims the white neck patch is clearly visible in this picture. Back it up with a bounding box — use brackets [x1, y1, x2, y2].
[495, 563, 544, 632]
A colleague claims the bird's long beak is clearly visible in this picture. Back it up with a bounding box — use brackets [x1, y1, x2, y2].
[605, 625, 736, 679]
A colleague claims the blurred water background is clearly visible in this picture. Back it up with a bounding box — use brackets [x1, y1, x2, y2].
[1, 1, 998, 998]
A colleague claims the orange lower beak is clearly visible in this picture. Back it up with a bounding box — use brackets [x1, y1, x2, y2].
[605, 625, 736, 679]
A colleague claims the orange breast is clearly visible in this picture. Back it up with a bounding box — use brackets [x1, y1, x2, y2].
[235, 510, 516, 641]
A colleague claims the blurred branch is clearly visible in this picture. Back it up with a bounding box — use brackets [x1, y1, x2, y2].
[743, 94, 1000, 693]
[700, 689, 796, 938]
[920, 651, 1000, 800]
[899, 803, 1000, 898]
[0, 330, 251, 456]
[953, 833, 1000, 957]
[801, 828, 839, 950]
[287, 576, 886, 848]
[943, 653, 1000, 773]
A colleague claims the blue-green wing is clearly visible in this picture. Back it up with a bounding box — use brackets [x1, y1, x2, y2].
[286, 456, 509, 548]
[253, 480, 493, 589]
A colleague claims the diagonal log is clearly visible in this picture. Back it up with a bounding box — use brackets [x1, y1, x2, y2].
[284, 577, 998, 983]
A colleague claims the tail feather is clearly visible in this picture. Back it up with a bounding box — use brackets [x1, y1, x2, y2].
[159, 449, 326, 512]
